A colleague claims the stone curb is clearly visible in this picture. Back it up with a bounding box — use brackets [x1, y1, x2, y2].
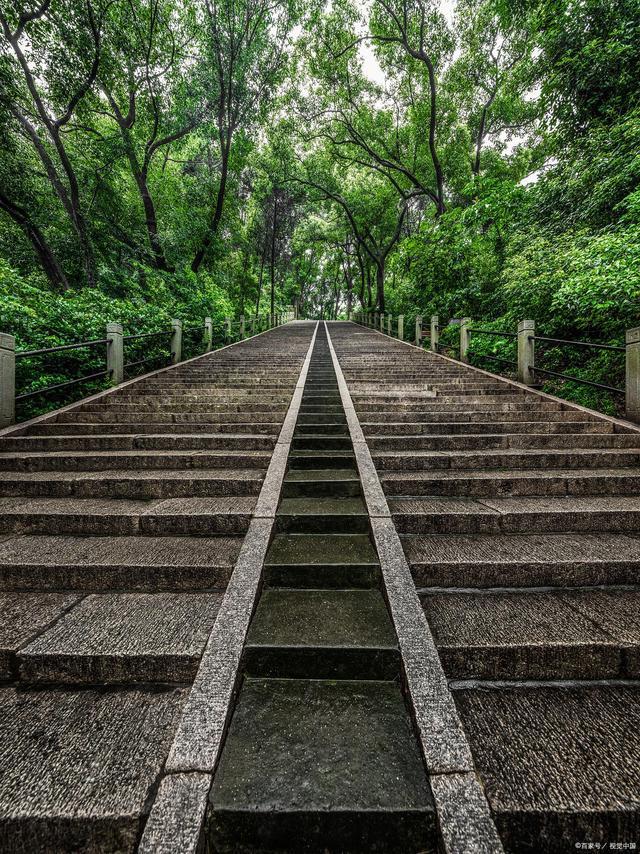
[324, 322, 505, 854]
[0, 322, 297, 439]
[137, 321, 319, 854]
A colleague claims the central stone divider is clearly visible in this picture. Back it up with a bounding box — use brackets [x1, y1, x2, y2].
[141, 322, 438, 853]
[323, 322, 505, 854]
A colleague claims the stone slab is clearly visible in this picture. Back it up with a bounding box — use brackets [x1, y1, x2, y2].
[138, 772, 211, 854]
[209, 677, 436, 853]
[0, 685, 186, 853]
[0, 592, 79, 678]
[19, 593, 223, 684]
[455, 686, 640, 853]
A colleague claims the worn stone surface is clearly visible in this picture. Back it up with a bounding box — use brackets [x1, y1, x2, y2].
[209, 677, 436, 853]
[456, 686, 640, 853]
[405, 532, 640, 587]
[0, 535, 241, 591]
[0, 685, 186, 853]
[19, 593, 223, 684]
[430, 772, 504, 854]
[423, 590, 623, 679]
[245, 588, 399, 678]
[138, 772, 211, 854]
[0, 592, 79, 678]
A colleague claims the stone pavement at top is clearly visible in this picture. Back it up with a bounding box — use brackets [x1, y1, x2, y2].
[0, 319, 639, 853]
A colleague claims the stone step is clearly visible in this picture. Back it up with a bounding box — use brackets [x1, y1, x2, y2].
[0, 535, 240, 591]
[360, 410, 601, 424]
[208, 677, 436, 853]
[391, 495, 640, 535]
[356, 401, 563, 413]
[292, 422, 349, 435]
[0, 434, 276, 453]
[244, 589, 400, 679]
[23, 422, 280, 436]
[288, 450, 356, 469]
[0, 469, 264, 499]
[296, 412, 347, 425]
[0, 450, 272, 472]
[0, 496, 255, 536]
[276, 497, 369, 534]
[381, 468, 640, 497]
[291, 434, 353, 451]
[368, 433, 637, 452]
[363, 420, 612, 436]
[54, 411, 286, 424]
[0, 685, 186, 851]
[373, 448, 640, 471]
[454, 686, 640, 853]
[78, 402, 287, 413]
[282, 469, 362, 498]
[423, 589, 640, 680]
[265, 534, 380, 588]
[406, 532, 640, 588]
[16, 592, 223, 684]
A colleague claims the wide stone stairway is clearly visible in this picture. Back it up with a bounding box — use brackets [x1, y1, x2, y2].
[0, 318, 638, 853]
[330, 321, 640, 854]
[0, 324, 313, 852]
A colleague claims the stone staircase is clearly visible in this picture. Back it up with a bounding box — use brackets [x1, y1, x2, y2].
[2, 317, 639, 853]
[0, 324, 313, 851]
[207, 324, 436, 853]
[330, 321, 640, 854]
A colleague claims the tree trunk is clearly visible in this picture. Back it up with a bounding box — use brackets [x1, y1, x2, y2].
[192, 136, 231, 273]
[376, 261, 385, 312]
[0, 190, 69, 290]
[270, 193, 277, 319]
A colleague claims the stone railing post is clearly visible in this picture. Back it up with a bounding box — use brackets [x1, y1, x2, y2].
[415, 316, 422, 347]
[170, 319, 182, 364]
[460, 318, 471, 363]
[204, 317, 213, 352]
[517, 319, 536, 385]
[251, 317, 256, 336]
[225, 317, 232, 341]
[0, 333, 16, 428]
[626, 327, 640, 423]
[106, 322, 124, 386]
[240, 315, 245, 339]
[397, 315, 404, 341]
[387, 314, 392, 335]
[430, 315, 439, 353]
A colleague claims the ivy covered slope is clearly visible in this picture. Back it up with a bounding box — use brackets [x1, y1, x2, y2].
[1, 0, 639, 416]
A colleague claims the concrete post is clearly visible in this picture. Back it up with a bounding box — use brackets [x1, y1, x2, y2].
[387, 314, 392, 335]
[240, 315, 245, 339]
[106, 322, 124, 386]
[626, 327, 640, 422]
[430, 315, 439, 353]
[170, 319, 182, 364]
[204, 317, 213, 352]
[517, 319, 536, 385]
[374, 312, 379, 330]
[225, 317, 232, 341]
[415, 316, 422, 347]
[0, 333, 16, 428]
[397, 315, 404, 341]
[251, 317, 256, 336]
[460, 318, 471, 363]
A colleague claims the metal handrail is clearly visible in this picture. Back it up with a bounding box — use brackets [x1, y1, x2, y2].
[530, 365, 624, 394]
[16, 338, 109, 358]
[470, 328, 518, 339]
[532, 335, 625, 353]
[124, 354, 170, 371]
[475, 354, 518, 367]
[16, 369, 112, 401]
[123, 330, 170, 341]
